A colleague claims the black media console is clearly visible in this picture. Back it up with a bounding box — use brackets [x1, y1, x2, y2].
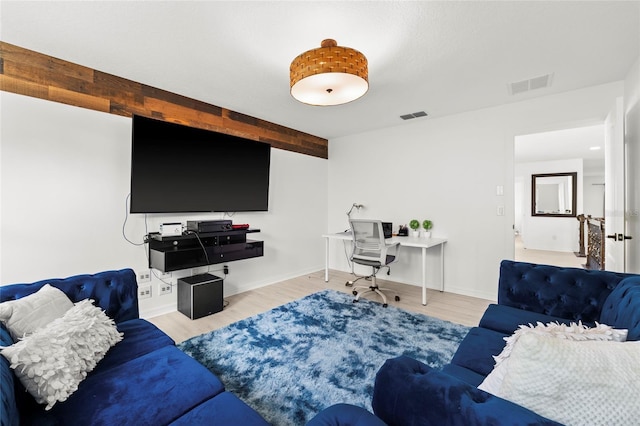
[148, 229, 263, 272]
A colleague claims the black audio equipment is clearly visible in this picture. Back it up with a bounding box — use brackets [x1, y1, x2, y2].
[187, 220, 233, 233]
[177, 274, 223, 320]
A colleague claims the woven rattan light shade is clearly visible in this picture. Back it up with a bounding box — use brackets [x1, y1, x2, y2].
[290, 39, 368, 106]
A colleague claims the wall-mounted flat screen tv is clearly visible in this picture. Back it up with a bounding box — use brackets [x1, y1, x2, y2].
[130, 115, 270, 213]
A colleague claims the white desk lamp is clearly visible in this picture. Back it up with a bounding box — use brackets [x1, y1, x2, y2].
[346, 203, 364, 232]
[346, 203, 364, 218]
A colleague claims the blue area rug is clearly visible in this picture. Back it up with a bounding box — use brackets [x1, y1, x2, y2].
[178, 289, 470, 425]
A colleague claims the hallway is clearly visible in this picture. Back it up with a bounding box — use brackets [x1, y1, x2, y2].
[515, 235, 585, 269]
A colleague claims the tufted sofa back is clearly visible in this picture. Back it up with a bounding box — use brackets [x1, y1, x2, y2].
[0, 269, 139, 324]
[498, 260, 635, 324]
[600, 276, 640, 340]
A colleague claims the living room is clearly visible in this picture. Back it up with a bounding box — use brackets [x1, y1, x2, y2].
[1, 2, 640, 425]
[2, 1, 638, 313]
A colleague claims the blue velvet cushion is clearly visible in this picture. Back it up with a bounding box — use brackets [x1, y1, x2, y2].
[600, 276, 640, 340]
[0, 269, 139, 324]
[307, 404, 387, 426]
[169, 391, 270, 426]
[441, 363, 486, 387]
[497, 260, 631, 323]
[12, 322, 183, 426]
[479, 303, 578, 335]
[0, 325, 18, 426]
[91, 319, 175, 374]
[449, 327, 508, 377]
[27, 346, 226, 425]
[372, 356, 562, 426]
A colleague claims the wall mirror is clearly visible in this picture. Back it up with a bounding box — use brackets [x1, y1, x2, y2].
[531, 172, 577, 217]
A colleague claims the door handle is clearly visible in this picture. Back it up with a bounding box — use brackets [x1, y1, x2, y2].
[607, 234, 633, 241]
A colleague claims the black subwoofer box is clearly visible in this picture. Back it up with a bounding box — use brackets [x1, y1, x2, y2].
[177, 273, 223, 320]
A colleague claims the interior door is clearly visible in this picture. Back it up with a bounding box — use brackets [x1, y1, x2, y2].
[604, 97, 625, 272]
[625, 86, 640, 273]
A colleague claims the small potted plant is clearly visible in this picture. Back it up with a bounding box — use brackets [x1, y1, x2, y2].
[409, 219, 420, 237]
[421, 219, 433, 238]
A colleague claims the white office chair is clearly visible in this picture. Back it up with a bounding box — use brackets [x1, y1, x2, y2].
[347, 219, 401, 307]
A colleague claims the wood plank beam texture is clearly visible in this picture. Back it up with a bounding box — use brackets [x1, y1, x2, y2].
[0, 41, 328, 159]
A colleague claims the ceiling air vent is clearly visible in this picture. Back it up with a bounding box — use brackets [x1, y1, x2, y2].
[508, 73, 553, 95]
[400, 111, 428, 120]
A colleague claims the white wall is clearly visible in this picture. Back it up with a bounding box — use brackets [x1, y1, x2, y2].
[328, 82, 624, 301]
[0, 79, 632, 308]
[0, 92, 328, 317]
[515, 159, 583, 252]
[583, 174, 605, 218]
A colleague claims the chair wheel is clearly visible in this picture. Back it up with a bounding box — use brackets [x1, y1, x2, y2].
[395, 296, 400, 302]
[383, 303, 388, 308]
[345, 281, 353, 287]
[352, 299, 358, 303]
[352, 290, 358, 296]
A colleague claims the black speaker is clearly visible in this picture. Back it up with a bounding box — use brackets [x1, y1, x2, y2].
[177, 273, 223, 320]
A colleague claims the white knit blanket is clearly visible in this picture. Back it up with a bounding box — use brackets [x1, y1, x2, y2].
[493, 332, 640, 425]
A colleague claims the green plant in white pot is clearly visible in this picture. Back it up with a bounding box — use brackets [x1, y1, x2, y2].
[409, 219, 420, 237]
[422, 219, 433, 238]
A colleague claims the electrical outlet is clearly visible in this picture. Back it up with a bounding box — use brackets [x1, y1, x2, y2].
[158, 271, 171, 279]
[159, 283, 172, 296]
[137, 270, 151, 283]
[138, 285, 152, 299]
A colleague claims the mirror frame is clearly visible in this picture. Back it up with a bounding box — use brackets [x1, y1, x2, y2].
[531, 172, 577, 218]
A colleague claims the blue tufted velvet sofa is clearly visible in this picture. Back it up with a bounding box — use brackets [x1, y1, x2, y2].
[0, 269, 268, 426]
[310, 260, 640, 426]
[372, 260, 640, 425]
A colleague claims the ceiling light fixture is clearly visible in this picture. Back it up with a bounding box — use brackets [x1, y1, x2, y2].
[290, 39, 368, 106]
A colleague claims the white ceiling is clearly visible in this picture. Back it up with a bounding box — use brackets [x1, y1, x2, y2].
[1, 1, 638, 141]
[515, 124, 605, 174]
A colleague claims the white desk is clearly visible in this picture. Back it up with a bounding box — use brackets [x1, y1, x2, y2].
[322, 232, 447, 305]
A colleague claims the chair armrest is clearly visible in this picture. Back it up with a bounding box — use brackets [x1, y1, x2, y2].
[385, 241, 400, 250]
[372, 356, 561, 426]
[383, 241, 401, 261]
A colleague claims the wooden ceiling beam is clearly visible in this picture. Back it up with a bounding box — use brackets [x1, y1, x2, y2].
[0, 41, 328, 159]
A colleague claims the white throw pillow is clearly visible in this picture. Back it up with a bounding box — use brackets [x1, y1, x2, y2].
[0, 284, 74, 340]
[494, 333, 640, 426]
[0, 299, 123, 410]
[478, 321, 627, 395]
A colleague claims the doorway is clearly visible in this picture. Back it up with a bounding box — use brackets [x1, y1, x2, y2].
[514, 124, 605, 268]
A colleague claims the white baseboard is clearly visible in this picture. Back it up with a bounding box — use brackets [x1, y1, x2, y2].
[142, 264, 325, 319]
[230, 265, 326, 295]
[334, 267, 497, 302]
[140, 302, 176, 319]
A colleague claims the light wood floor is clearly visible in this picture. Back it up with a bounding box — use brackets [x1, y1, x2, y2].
[515, 235, 585, 269]
[148, 269, 493, 344]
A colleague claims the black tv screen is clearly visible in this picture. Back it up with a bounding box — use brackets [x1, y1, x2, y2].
[130, 115, 270, 213]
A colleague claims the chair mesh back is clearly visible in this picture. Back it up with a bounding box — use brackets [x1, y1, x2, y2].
[351, 220, 385, 263]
